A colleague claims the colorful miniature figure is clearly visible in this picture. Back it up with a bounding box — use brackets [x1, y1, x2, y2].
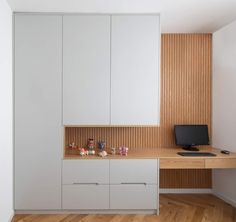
[119, 146, 129, 156]
[87, 138, 95, 155]
[79, 148, 88, 156]
[98, 141, 106, 151]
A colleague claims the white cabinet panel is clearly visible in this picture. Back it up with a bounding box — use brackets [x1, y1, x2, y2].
[14, 15, 62, 210]
[110, 184, 157, 209]
[63, 15, 110, 125]
[63, 185, 109, 209]
[63, 160, 109, 184]
[110, 159, 157, 184]
[111, 15, 160, 125]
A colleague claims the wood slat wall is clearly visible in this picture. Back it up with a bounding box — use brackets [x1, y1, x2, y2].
[65, 34, 212, 188]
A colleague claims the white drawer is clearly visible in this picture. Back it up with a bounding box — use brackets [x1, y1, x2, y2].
[110, 184, 157, 209]
[63, 160, 109, 184]
[110, 159, 158, 184]
[63, 184, 109, 209]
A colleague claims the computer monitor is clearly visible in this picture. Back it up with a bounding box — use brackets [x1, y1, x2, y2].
[174, 125, 209, 151]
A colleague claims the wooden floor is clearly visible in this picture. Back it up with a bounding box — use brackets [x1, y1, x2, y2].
[12, 194, 236, 222]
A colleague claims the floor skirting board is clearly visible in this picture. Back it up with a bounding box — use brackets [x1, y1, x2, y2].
[160, 189, 212, 194]
[213, 191, 236, 208]
[14, 210, 157, 215]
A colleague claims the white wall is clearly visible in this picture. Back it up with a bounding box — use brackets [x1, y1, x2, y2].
[213, 20, 236, 207]
[0, 0, 13, 221]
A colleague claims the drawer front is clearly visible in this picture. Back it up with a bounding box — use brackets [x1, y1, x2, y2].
[110, 159, 158, 184]
[63, 160, 109, 184]
[160, 159, 205, 169]
[110, 184, 157, 209]
[63, 184, 109, 209]
[205, 158, 236, 168]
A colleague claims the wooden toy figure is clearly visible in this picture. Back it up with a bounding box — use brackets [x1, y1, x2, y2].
[111, 147, 116, 155]
[87, 138, 95, 155]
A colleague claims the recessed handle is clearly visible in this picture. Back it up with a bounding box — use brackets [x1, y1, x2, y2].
[73, 182, 99, 185]
[121, 182, 147, 185]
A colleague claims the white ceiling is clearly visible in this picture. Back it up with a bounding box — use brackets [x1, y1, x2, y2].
[7, 0, 236, 33]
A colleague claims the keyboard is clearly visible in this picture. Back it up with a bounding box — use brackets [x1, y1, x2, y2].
[177, 152, 217, 157]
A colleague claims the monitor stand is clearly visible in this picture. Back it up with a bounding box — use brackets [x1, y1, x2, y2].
[182, 146, 199, 151]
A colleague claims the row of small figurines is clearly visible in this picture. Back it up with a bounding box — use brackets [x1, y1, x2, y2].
[68, 139, 129, 157]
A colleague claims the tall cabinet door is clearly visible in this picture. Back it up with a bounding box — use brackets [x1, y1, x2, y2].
[63, 15, 110, 125]
[111, 15, 160, 125]
[14, 15, 62, 210]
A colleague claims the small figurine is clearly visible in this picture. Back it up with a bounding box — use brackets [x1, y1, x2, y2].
[87, 138, 95, 155]
[119, 146, 129, 156]
[88, 150, 95, 155]
[98, 150, 108, 158]
[79, 148, 88, 156]
[69, 142, 77, 150]
[111, 147, 116, 155]
[98, 141, 106, 151]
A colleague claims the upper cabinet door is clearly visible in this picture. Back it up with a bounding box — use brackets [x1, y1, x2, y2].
[111, 15, 160, 125]
[63, 15, 111, 125]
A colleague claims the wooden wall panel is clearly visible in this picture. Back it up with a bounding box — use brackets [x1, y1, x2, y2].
[160, 34, 212, 147]
[160, 169, 212, 188]
[65, 34, 212, 188]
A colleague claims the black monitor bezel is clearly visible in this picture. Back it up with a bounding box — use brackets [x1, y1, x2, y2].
[174, 124, 210, 146]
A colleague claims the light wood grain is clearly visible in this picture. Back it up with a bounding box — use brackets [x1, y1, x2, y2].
[160, 159, 205, 169]
[12, 194, 235, 222]
[64, 147, 236, 160]
[64, 34, 212, 188]
[160, 169, 212, 188]
[205, 158, 236, 168]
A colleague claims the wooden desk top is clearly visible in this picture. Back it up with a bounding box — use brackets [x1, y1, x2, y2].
[64, 147, 236, 169]
[64, 146, 236, 159]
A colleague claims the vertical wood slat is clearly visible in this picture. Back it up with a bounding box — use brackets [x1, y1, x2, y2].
[64, 34, 212, 188]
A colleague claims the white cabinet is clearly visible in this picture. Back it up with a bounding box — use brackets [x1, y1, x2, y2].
[14, 15, 62, 210]
[63, 15, 111, 125]
[111, 15, 160, 125]
[63, 14, 160, 126]
[110, 185, 157, 209]
[110, 159, 157, 184]
[63, 160, 109, 184]
[62, 160, 109, 210]
[63, 185, 109, 209]
[62, 159, 159, 212]
[110, 159, 158, 210]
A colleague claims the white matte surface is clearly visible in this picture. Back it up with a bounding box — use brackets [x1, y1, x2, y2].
[63, 160, 109, 184]
[110, 159, 157, 184]
[14, 15, 62, 210]
[213, 19, 236, 206]
[63, 15, 110, 125]
[111, 15, 159, 125]
[110, 184, 157, 209]
[63, 184, 109, 209]
[0, 0, 13, 221]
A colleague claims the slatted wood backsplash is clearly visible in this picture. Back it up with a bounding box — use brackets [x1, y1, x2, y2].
[65, 34, 212, 188]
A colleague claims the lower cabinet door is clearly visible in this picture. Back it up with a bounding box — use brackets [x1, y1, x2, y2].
[110, 184, 157, 209]
[63, 184, 109, 209]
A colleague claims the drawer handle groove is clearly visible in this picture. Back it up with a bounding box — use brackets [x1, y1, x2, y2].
[121, 183, 147, 185]
[73, 183, 99, 185]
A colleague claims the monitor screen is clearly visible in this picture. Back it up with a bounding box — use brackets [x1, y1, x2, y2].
[174, 125, 209, 146]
